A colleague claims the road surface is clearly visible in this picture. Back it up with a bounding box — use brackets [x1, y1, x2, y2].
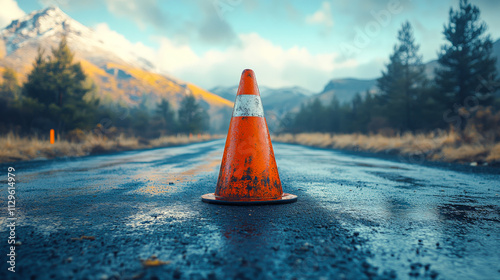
[1, 139, 499, 280]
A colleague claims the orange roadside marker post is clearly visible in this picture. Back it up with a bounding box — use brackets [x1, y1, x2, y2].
[50, 129, 55, 144]
[202, 69, 297, 205]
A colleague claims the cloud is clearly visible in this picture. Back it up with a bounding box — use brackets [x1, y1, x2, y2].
[473, 0, 500, 40]
[306, 1, 334, 30]
[103, 0, 238, 46]
[93, 22, 199, 73]
[105, 0, 167, 30]
[154, 37, 200, 71]
[92, 24, 365, 92]
[333, 0, 413, 25]
[38, 0, 99, 10]
[165, 33, 358, 92]
[94, 23, 158, 65]
[331, 58, 385, 80]
[192, 0, 239, 46]
[0, 0, 25, 28]
[284, 2, 301, 21]
[94, 23, 145, 52]
[38, 0, 69, 8]
[242, 0, 258, 11]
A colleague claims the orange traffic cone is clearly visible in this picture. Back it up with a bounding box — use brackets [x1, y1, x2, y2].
[202, 69, 297, 205]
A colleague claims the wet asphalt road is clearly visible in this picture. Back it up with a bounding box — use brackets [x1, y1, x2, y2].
[0, 139, 499, 280]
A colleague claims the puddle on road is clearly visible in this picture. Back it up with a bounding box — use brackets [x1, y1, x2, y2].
[368, 172, 425, 186]
[352, 162, 409, 170]
[311, 179, 500, 279]
[438, 202, 500, 223]
[123, 149, 223, 231]
[134, 151, 221, 195]
[135, 172, 178, 195]
[17, 142, 219, 185]
[125, 204, 197, 229]
[332, 184, 498, 279]
[276, 144, 500, 279]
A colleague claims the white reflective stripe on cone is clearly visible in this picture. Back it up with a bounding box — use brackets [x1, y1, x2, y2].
[232, 94, 265, 117]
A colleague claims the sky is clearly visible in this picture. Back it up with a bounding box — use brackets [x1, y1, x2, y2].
[1, 0, 499, 93]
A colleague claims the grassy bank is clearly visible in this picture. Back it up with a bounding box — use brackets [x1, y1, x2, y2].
[0, 133, 222, 163]
[4, 130, 499, 166]
[272, 131, 500, 166]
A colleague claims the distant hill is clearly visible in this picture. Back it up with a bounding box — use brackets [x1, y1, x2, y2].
[426, 38, 500, 80]
[305, 38, 500, 107]
[424, 60, 440, 79]
[210, 85, 239, 102]
[210, 85, 312, 132]
[423, 39, 500, 80]
[312, 78, 378, 105]
[494, 39, 500, 73]
[0, 6, 233, 131]
[213, 38, 500, 130]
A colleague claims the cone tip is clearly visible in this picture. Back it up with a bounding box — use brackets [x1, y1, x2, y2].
[237, 69, 259, 96]
[241, 69, 254, 76]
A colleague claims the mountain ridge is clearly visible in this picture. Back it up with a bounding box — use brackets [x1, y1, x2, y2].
[304, 38, 500, 107]
[0, 6, 233, 131]
[210, 85, 312, 131]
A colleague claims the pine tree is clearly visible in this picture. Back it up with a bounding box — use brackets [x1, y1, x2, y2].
[308, 98, 327, 132]
[131, 99, 151, 136]
[292, 98, 328, 132]
[0, 68, 21, 132]
[349, 93, 365, 132]
[22, 37, 98, 132]
[178, 94, 209, 133]
[326, 97, 341, 132]
[358, 90, 378, 133]
[0, 67, 21, 102]
[377, 21, 427, 132]
[49, 36, 86, 107]
[155, 98, 176, 134]
[23, 48, 50, 105]
[435, 0, 499, 131]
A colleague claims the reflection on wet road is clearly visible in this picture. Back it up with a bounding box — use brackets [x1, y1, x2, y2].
[277, 143, 500, 279]
[0, 139, 498, 279]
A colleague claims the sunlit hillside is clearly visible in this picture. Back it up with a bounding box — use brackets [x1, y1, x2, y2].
[0, 6, 233, 130]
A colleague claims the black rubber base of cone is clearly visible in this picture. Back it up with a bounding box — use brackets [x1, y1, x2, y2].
[201, 193, 297, 206]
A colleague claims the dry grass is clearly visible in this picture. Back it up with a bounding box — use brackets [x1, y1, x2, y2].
[485, 143, 500, 162]
[3, 129, 498, 165]
[273, 130, 499, 165]
[0, 132, 222, 163]
[148, 134, 214, 147]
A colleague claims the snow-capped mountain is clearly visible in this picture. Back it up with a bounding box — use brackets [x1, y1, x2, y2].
[1, 6, 154, 72]
[0, 6, 233, 131]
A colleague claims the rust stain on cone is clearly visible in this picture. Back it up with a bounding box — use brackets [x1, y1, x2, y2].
[202, 69, 297, 205]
